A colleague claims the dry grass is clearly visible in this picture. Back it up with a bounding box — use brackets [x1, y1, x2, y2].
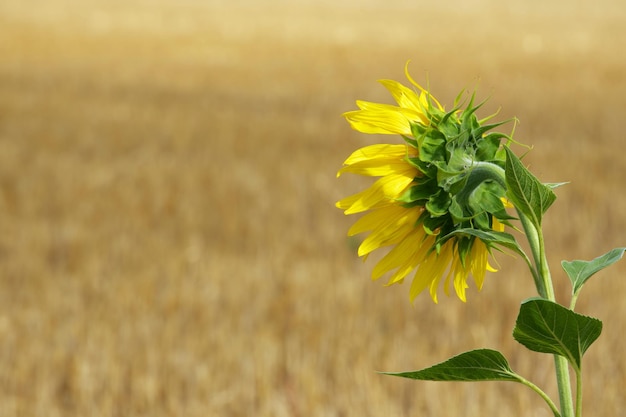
[0, 0, 625, 415]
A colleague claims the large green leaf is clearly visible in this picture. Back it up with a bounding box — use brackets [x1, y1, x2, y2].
[513, 298, 602, 370]
[504, 147, 556, 227]
[561, 247, 626, 296]
[382, 349, 520, 382]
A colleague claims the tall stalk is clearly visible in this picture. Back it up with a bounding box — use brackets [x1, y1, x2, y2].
[517, 208, 574, 417]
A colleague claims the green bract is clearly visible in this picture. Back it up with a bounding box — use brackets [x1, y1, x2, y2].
[400, 94, 514, 258]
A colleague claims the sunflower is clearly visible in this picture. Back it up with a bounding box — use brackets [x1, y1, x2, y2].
[337, 64, 512, 303]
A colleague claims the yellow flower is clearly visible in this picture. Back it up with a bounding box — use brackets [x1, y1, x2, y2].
[337, 66, 509, 303]
[343, 67, 442, 135]
[337, 144, 500, 303]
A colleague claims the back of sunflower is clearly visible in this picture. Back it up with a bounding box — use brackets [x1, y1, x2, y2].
[336, 63, 625, 417]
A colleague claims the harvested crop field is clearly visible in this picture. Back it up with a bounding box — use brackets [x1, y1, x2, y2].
[1, 0, 625, 415]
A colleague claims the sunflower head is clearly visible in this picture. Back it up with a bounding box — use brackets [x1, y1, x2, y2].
[402, 90, 514, 253]
[337, 65, 515, 303]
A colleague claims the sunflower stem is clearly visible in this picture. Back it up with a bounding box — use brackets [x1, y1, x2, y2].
[515, 375, 562, 417]
[575, 367, 583, 417]
[537, 221, 575, 417]
[515, 208, 546, 298]
[517, 210, 575, 417]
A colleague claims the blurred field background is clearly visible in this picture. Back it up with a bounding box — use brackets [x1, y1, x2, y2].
[1, 0, 625, 416]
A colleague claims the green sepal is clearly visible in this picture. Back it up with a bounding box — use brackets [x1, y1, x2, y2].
[561, 247, 626, 298]
[381, 349, 521, 382]
[420, 135, 447, 164]
[443, 228, 526, 259]
[446, 162, 512, 227]
[471, 211, 491, 231]
[459, 92, 481, 120]
[442, 145, 475, 174]
[504, 147, 556, 228]
[476, 132, 509, 161]
[425, 189, 451, 217]
[471, 120, 509, 141]
[452, 88, 466, 108]
[407, 157, 437, 177]
[513, 298, 602, 371]
[456, 236, 473, 267]
[397, 177, 438, 205]
[431, 103, 459, 127]
[437, 112, 461, 138]
[468, 181, 511, 223]
[419, 210, 443, 235]
[433, 155, 465, 183]
[494, 146, 507, 163]
[448, 196, 468, 223]
[412, 125, 447, 164]
[401, 135, 419, 149]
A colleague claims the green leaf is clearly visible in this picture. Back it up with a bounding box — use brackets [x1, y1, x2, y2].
[382, 349, 521, 382]
[562, 247, 626, 296]
[504, 147, 556, 227]
[513, 298, 602, 370]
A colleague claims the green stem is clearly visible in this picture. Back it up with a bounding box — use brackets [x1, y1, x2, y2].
[575, 368, 583, 417]
[535, 219, 555, 299]
[517, 210, 575, 417]
[516, 375, 562, 417]
[516, 208, 546, 298]
[570, 291, 580, 311]
[553, 354, 575, 417]
[537, 223, 575, 417]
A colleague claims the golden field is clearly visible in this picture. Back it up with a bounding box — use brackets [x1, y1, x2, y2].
[1, 0, 625, 415]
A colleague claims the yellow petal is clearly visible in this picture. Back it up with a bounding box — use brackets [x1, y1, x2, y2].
[337, 170, 414, 215]
[355, 101, 427, 126]
[337, 143, 420, 178]
[344, 106, 412, 135]
[348, 205, 405, 235]
[371, 230, 427, 282]
[425, 243, 454, 303]
[342, 144, 408, 165]
[378, 79, 428, 119]
[386, 235, 431, 285]
[451, 256, 469, 302]
[356, 209, 420, 256]
[338, 160, 411, 178]
[405, 237, 445, 302]
[469, 239, 489, 290]
[336, 189, 389, 212]
[492, 217, 505, 232]
[404, 61, 444, 111]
